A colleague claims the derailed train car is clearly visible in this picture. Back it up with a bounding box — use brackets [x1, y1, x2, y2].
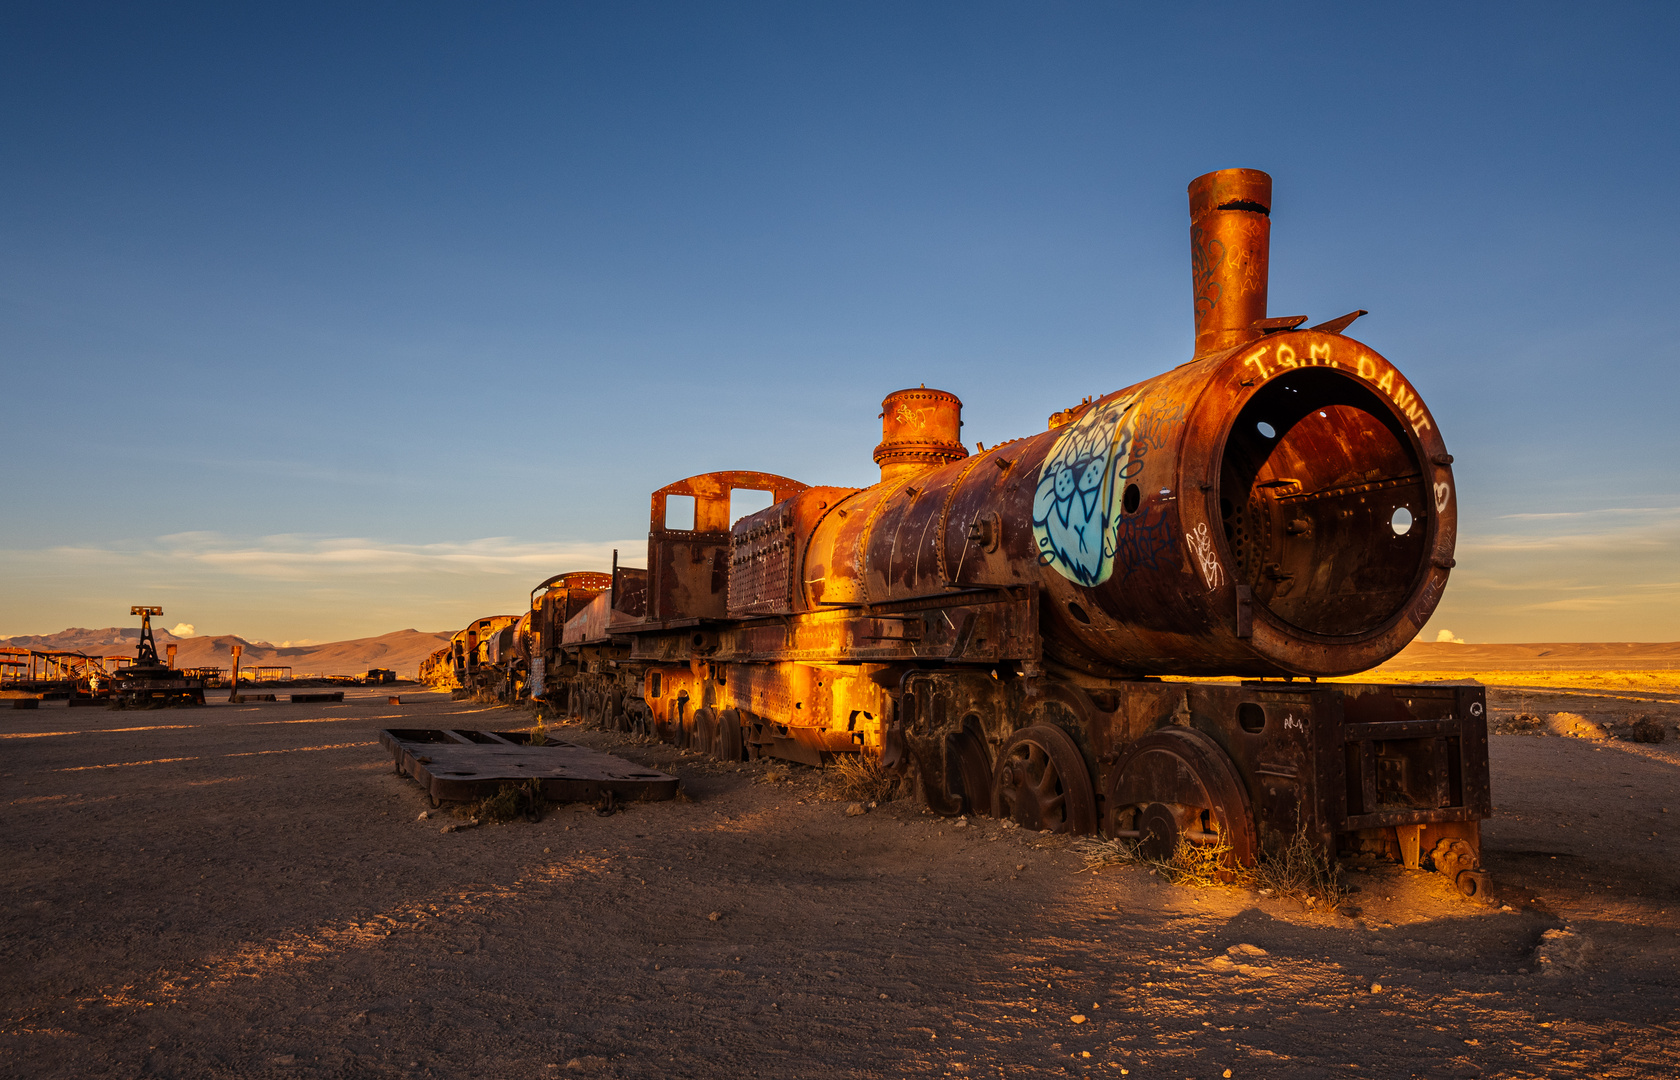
[427, 615, 521, 695]
[462, 169, 1492, 897]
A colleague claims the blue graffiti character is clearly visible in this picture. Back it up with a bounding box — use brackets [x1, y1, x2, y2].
[1031, 393, 1139, 586]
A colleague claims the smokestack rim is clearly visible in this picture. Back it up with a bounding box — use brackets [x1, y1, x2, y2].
[1188, 168, 1273, 222]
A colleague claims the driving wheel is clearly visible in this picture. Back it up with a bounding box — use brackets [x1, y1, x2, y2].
[716, 708, 745, 762]
[693, 707, 718, 755]
[1105, 727, 1256, 866]
[991, 724, 1098, 834]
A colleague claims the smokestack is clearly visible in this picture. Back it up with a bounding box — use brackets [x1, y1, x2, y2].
[873, 386, 967, 483]
[1188, 168, 1272, 358]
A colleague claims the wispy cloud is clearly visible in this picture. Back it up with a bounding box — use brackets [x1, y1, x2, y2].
[0, 532, 644, 640]
[1498, 506, 1680, 520]
[22, 533, 642, 582]
[1426, 508, 1680, 641]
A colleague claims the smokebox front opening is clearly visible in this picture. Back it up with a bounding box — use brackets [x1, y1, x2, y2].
[1219, 368, 1427, 637]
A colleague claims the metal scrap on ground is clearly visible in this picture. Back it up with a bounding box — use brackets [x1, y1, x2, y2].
[379, 727, 679, 808]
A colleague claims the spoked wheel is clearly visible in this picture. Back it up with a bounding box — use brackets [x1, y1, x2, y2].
[1105, 728, 1256, 866]
[991, 724, 1098, 835]
[716, 708, 744, 762]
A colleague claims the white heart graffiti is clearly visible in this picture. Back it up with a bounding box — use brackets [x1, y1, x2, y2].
[1434, 481, 1450, 513]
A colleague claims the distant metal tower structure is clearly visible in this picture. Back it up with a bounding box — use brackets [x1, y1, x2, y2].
[131, 605, 163, 667]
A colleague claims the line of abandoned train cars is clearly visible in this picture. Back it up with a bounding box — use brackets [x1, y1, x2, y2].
[419, 168, 1492, 897]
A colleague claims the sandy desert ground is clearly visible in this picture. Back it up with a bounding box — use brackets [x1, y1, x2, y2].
[3, 682, 1678, 1079]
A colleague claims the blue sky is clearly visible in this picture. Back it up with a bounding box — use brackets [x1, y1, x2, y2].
[3, 2, 1677, 643]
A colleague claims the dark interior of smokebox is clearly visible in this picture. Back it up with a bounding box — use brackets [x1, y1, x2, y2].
[1219, 369, 1427, 637]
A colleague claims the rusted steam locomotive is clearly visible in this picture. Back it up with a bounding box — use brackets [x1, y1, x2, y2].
[424, 169, 1491, 896]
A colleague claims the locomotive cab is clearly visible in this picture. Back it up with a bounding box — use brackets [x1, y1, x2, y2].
[644, 471, 806, 622]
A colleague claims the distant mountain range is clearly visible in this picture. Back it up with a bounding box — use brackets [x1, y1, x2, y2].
[0, 627, 452, 679]
[11, 626, 1676, 679]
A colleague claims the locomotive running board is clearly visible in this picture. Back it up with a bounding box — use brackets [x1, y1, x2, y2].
[378, 728, 680, 806]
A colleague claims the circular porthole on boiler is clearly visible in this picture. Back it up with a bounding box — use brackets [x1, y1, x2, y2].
[1122, 483, 1141, 514]
[1391, 507, 1414, 535]
[1256, 421, 1277, 439]
[1067, 601, 1092, 625]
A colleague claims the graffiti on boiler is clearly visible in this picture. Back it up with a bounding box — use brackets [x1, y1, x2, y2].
[1031, 392, 1143, 587]
[1239, 339, 1435, 436]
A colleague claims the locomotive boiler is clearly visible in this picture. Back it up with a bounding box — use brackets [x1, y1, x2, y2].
[462, 168, 1491, 896]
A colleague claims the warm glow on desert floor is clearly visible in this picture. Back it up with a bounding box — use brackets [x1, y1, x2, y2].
[1338, 669, 1680, 695]
[3, 683, 1677, 1078]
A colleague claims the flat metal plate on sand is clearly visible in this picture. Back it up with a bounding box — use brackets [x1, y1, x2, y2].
[378, 728, 679, 806]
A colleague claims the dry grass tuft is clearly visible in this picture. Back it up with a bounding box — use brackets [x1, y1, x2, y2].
[1251, 825, 1348, 911]
[819, 754, 899, 803]
[1076, 836, 1138, 871]
[1156, 835, 1240, 888]
[1075, 834, 1232, 887]
[1078, 822, 1346, 911]
[463, 778, 547, 824]
[754, 765, 792, 786]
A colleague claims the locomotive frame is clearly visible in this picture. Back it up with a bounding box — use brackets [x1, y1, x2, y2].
[422, 168, 1493, 898]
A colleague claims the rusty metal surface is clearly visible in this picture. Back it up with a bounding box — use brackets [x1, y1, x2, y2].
[110, 606, 205, 706]
[727, 500, 798, 617]
[874, 387, 968, 483]
[418, 646, 457, 689]
[451, 615, 519, 692]
[563, 590, 617, 645]
[438, 167, 1489, 888]
[790, 323, 1454, 679]
[1, 648, 117, 695]
[378, 728, 678, 805]
[746, 167, 1457, 679]
[643, 472, 806, 623]
[1189, 168, 1272, 358]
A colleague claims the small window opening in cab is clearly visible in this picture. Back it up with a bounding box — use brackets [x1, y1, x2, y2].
[650, 673, 662, 698]
[665, 495, 695, 531]
[730, 488, 775, 525]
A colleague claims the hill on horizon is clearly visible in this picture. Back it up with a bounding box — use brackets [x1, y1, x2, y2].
[12, 627, 1680, 680]
[0, 627, 452, 679]
[1375, 639, 1680, 672]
